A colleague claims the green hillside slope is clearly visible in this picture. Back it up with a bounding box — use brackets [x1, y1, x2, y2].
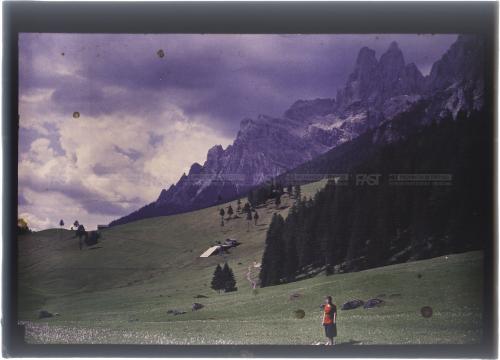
[17, 180, 483, 345]
[18, 181, 326, 317]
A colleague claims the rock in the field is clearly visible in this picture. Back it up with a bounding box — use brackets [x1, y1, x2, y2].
[38, 310, 53, 319]
[341, 299, 364, 310]
[174, 310, 186, 316]
[194, 294, 208, 299]
[364, 298, 384, 309]
[294, 309, 306, 319]
[289, 293, 303, 301]
[192, 303, 204, 311]
[167, 309, 186, 315]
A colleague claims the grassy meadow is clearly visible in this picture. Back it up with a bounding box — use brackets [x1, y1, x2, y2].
[17, 180, 484, 345]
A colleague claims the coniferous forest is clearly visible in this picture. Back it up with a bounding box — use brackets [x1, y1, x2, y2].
[259, 110, 492, 287]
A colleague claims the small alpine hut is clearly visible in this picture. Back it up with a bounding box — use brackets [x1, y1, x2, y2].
[199, 246, 222, 258]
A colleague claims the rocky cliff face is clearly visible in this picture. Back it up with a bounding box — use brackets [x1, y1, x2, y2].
[110, 35, 485, 226]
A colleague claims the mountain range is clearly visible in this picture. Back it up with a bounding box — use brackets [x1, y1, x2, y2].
[109, 35, 485, 227]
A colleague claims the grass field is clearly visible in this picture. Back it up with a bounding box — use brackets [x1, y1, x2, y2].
[17, 180, 484, 345]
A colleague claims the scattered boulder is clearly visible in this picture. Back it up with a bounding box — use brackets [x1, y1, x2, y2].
[194, 294, 208, 299]
[341, 299, 364, 310]
[364, 298, 384, 309]
[38, 310, 53, 319]
[289, 293, 303, 301]
[167, 309, 186, 316]
[192, 303, 204, 311]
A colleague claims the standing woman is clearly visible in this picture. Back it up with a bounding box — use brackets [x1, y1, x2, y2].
[322, 296, 337, 345]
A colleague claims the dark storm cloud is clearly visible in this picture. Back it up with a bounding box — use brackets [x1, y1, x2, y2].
[19, 34, 459, 228]
[19, 34, 457, 137]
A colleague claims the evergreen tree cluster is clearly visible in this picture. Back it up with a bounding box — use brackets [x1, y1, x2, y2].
[247, 183, 288, 207]
[211, 263, 238, 293]
[259, 111, 492, 287]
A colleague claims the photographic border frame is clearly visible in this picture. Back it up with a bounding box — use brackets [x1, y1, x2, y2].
[3, 1, 498, 357]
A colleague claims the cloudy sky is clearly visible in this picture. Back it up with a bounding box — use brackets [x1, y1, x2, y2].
[19, 33, 457, 230]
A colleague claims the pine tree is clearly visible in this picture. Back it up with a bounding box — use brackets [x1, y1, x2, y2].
[219, 208, 225, 227]
[259, 213, 286, 287]
[294, 185, 301, 199]
[59, 219, 65, 240]
[246, 208, 253, 231]
[222, 263, 237, 292]
[211, 264, 224, 293]
[275, 193, 281, 209]
[253, 211, 260, 225]
[248, 190, 254, 206]
[237, 199, 242, 213]
[243, 202, 251, 214]
[227, 204, 234, 219]
[284, 235, 299, 282]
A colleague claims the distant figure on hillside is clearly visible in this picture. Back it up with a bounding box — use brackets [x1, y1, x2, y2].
[322, 295, 337, 345]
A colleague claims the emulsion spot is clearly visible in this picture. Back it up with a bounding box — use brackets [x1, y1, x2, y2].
[73, 112, 80, 119]
[294, 309, 305, 319]
[157, 49, 165, 58]
[420, 306, 433, 318]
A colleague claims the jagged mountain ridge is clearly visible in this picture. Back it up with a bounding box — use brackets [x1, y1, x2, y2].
[110, 35, 484, 226]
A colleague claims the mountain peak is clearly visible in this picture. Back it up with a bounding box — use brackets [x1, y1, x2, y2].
[110, 35, 484, 228]
[188, 162, 203, 176]
[207, 144, 223, 155]
[356, 47, 377, 67]
[388, 41, 400, 52]
[427, 35, 484, 92]
[240, 118, 254, 129]
[379, 41, 405, 69]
